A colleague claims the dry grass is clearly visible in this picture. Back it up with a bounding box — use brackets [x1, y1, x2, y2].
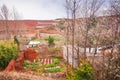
[0, 71, 55, 80]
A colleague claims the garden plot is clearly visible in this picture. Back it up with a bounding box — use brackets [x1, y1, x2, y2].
[23, 57, 66, 73]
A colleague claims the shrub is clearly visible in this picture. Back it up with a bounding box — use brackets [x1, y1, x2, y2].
[53, 58, 60, 64]
[14, 36, 19, 46]
[66, 61, 95, 80]
[47, 36, 55, 47]
[0, 40, 19, 70]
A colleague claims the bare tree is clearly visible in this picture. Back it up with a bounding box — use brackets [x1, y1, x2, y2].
[65, 0, 81, 68]
[12, 7, 20, 36]
[65, 0, 104, 68]
[81, 0, 104, 61]
[12, 7, 24, 40]
[0, 4, 10, 40]
[12, 7, 22, 50]
[64, 0, 119, 79]
[65, 0, 70, 73]
[102, 0, 120, 80]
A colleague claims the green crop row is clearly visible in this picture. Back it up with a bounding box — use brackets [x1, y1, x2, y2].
[43, 67, 65, 73]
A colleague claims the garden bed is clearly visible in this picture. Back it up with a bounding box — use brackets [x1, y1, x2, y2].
[23, 57, 66, 73]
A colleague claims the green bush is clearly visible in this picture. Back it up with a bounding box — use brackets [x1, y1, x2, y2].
[46, 36, 55, 47]
[14, 36, 19, 46]
[0, 40, 19, 70]
[66, 61, 95, 80]
[23, 61, 28, 68]
[53, 58, 60, 64]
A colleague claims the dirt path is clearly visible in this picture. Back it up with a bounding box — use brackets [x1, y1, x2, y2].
[0, 71, 66, 80]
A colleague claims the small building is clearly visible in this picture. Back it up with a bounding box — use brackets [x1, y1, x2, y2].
[28, 41, 40, 48]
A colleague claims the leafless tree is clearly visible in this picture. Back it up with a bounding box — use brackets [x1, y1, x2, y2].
[65, 0, 104, 68]
[65, 0, 81, 68]
[0, 4, 10, 40]
[12, 7, 20, 36]
[81, 0, 104, 62]
[65, 0, 70, 73]
[65, 0, 120, 79]
[102, 0, 120, 80]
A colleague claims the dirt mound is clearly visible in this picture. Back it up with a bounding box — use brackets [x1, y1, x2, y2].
[5, 48, 38, 72]
[24, 48, 38, 61]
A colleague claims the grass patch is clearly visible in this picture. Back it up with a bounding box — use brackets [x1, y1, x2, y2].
[44, 64, 57, 68]
[53, 58, 60, 64]
[23, 60, 42, 71]
[43, 67, 65, 73]
[44, 35, 64, 41]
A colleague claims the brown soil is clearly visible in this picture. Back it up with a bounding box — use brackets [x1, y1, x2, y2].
[0, 71, 66, 80]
